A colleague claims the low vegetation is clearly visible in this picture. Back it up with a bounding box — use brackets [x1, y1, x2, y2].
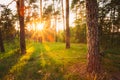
[0, 40, 120, 80]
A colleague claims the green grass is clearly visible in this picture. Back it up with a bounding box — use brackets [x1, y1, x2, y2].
[0, 40, 120, 80]
[102, 48, 120, 73]
[0, 41, 87, 80]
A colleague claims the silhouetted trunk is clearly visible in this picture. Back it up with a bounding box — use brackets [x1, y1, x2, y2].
[86, 0, 101, 75]
[76, 7, 78, 20]
[53, 0, 57, 42]
[61, 0, 65, 42]
[16, 0, 26, 54]
[0, 28, 5, 52]
[40, 0, 42, 22]
[66, 0, 70, 48]
[111, 7, 116, 48]
[55, 15, 57, 42]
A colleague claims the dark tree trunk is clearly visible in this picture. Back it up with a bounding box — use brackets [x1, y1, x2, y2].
[17, 0, 26, 54]
[66, 0, 70, 48]
[55, 15, 57, 42]
[0, 28, 5, 52]
[53, 0, 57, 42]
[86, 0, 101, 74]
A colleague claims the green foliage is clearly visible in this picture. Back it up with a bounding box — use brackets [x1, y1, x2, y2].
[70, 0, 120, 49]
[71, 0, 79, 9]
[71, 0, 85, 9]
[70, 0, 86, 43]
[0, 7, 16, 41]
[57, 25, 86, 43]
[43, 5, 53, 18]
[98, 0, 120, 49]
[73, 19, 86, 43]
[57, 30, 65, 42]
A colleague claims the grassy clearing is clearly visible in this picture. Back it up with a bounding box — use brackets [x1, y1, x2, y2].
[0, 41, 87, 80]
[0, 40, 120, 80]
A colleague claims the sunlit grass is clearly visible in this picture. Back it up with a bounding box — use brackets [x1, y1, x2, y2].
[42, 42, 87, 64]
[3, 47, 34, 80]
[0, 40, 119, 80]
[0, 40, 21, 79]
[0, 49, 18, 60]
[10, 47, 34, 72]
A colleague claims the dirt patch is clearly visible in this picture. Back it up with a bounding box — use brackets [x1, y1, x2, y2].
[65, 62, 120, 80]
[65, 62, 87, 79]
[111, 72, 120, 80]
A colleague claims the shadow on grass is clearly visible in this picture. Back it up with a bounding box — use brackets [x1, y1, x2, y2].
[100, 48, 120, 80]
[0, 42, 87, 80]
[11, 42, 42, 80]
[12, 42, 65, 80]
[2, 46, 35, 80]
[0, 48, 21, 79]
[41, 43, 87, 80]
[102, 50, 120, 73]
[18, 42, 87, 80]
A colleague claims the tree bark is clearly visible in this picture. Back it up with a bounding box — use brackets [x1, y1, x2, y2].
[66, 0, 70, 48]
[0, 28, 5, 52]
[53, 0, 57, 42]
[40, 0, 42, 22]
[17, 0, 26, 54]
[61, 0, 65, 42]
[86, 0, 101, 74]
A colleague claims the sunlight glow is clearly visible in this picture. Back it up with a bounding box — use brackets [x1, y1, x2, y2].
[26, 22, 44, 31]
[36, 23, 44, 31]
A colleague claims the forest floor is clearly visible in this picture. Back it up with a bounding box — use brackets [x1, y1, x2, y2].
[0, 40, 120, 80]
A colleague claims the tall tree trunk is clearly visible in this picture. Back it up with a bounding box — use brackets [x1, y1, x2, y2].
[111, 7, 116, 48]
[16, 0, 26, 54]
[86, 0, 101, 75]
[55, 15, 57, 42]
[53, 0, 57, 42]
[40, 0, 42, 22]
[0, 28, 5, 52]
[66, 0, 70, 48]
[61, 0, 65, 42]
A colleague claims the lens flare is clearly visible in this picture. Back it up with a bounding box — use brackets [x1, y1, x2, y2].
[36, 23, 44, 31]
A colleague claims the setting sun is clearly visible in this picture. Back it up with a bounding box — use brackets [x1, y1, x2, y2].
[26, 22, 44, 31]
[36, 23, 44, 31]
